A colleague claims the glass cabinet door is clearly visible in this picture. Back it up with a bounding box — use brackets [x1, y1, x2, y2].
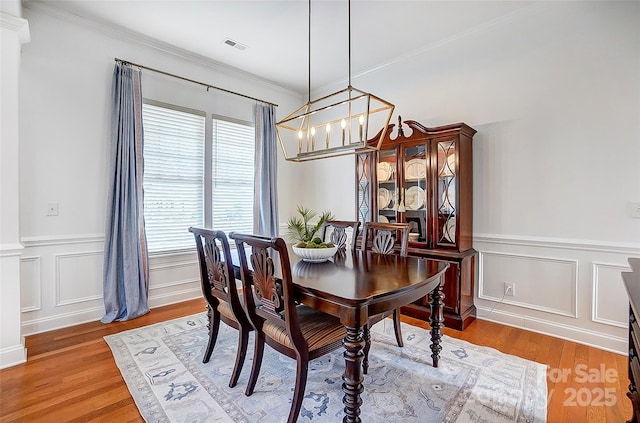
[402, 144, 427, 243]
[436, 140, 457, 246]
[376, 149, 397, 223]
[356, 153, 372, 226]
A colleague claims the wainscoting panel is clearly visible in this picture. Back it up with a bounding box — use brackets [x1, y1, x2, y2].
[592, 262, 630, 328]
[55, 251, 104, 307]
[479, 251, 578, 318]
[149, 259, 199, 289]
[20, 256, 41, 312]
[474, 234, 639, 354]
[20, 236, 202, 335]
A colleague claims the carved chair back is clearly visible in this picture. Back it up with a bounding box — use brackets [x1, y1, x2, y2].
[320, 220, 361, 251]
[361, 222, 410, 257]
[190, 227, 245, 319]
[231, 233, 306, 350]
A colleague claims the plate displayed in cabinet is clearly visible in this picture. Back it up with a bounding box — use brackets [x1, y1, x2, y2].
[405, 186, 426, 210]
[377, 162, 393, 182]
[439, 154, 456, 178]
[378, 188, 392, 209]
[405, 158, 426, 180]
[378, 215, 389, 223]
[440, 183, 456, 213]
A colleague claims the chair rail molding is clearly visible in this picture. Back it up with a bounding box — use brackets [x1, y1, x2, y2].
[0, 12, 30, 43]
[21, 233, 105, 247]
[475, 233, 640, 255]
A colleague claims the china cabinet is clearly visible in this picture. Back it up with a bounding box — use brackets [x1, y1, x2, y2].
[356, 118, 477, 330]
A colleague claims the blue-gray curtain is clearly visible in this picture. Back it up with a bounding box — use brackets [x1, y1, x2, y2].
[253, 103, 279, 236]
[101, 62, 150, 323]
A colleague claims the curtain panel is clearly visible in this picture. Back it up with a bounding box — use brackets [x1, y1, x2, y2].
[253, 103, 279, 237]
[101, 63, 150, 323]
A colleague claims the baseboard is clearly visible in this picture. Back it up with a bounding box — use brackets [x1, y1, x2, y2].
[148, 288, 201, 308]
[0, 342, 27, 369]
[476, 305, 627, 355]
[21, 306, 105, 336]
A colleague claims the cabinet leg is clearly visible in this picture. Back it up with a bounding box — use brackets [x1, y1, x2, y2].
[627, 389, 640, 423]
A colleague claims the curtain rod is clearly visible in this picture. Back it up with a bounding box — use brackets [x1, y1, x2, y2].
[115, 58, 278, 107]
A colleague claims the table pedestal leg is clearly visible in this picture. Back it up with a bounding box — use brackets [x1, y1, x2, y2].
[429, 281, 445, 368]
[342, 326, 364, 423]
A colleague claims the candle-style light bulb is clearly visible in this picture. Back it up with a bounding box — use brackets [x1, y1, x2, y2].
[341, 119, 346, 145]
[298, 130, 303, 154]
[358, 115, 365, 141]
[325, 123, 331, 149]
[310, 127, 316, 150]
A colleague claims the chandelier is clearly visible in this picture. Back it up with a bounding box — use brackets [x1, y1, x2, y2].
[276, 0, 395, 162]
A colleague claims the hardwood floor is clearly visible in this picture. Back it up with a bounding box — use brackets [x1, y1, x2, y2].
[0, 299, 632, 422]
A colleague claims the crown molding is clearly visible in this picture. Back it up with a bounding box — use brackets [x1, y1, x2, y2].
[0, 12, 30, 44]
[22, 1, 299, 98]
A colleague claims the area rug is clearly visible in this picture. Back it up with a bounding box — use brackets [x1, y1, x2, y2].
[104, 313, 547, 423]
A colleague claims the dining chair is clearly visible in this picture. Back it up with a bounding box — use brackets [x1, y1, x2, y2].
[360, 221, 410, 373]
[189, 227, 252, 388]
[230, 232, 346, 423]
[320, 220, 361, 251]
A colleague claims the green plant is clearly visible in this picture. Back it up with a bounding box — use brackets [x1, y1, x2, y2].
[286, 206, 335, 248]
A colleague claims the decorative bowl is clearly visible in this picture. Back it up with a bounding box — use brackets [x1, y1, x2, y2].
[292, 245, 338, 263]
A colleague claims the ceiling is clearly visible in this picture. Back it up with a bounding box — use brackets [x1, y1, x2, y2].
[24, 0, 534, 94]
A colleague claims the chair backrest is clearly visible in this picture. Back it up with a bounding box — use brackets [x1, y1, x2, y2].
[320, 220, 361, 251]
[230, 233, 305, 349]
[360, 222, 410, 257]
[189, 227, 244, 317]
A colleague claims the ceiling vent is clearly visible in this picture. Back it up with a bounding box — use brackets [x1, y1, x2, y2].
[224, 38, 247, 51]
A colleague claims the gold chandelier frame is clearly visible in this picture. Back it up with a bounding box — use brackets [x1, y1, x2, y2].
[276, 0, 394, 162]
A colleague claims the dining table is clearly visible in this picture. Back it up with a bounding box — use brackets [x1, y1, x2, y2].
[232, 244, 448, 423]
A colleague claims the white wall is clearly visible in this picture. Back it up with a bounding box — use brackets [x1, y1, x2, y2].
[17, 3, 302, 335]
[305, 1, 640, 353]
[10, 1, 640, 356]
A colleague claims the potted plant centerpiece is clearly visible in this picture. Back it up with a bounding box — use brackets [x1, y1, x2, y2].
[287, 206, 338, 262]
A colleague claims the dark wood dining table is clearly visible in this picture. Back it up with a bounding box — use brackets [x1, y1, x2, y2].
[285, 247, 449, 423]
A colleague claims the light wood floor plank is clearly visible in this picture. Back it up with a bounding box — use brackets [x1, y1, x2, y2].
[0, 299, 632, 422]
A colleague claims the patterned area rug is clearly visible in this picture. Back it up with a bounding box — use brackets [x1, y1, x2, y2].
[104, 313, 547, 423]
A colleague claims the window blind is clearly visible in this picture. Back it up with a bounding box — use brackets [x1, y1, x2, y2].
[212, 118, 254, 236]
[142, 103, 205, 253]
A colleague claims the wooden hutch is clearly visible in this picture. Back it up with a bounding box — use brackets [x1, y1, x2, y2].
[356, 117, 477, 330]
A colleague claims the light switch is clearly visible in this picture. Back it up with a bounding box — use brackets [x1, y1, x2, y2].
[631, 203, 640, 219]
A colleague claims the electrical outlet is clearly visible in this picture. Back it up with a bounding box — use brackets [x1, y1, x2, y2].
[47, 203, 59, 216]
[504, 282, 515, 296]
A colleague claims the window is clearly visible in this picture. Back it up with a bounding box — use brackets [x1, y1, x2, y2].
[211, 118, 255, 235]
[142, 101, 254, 253]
